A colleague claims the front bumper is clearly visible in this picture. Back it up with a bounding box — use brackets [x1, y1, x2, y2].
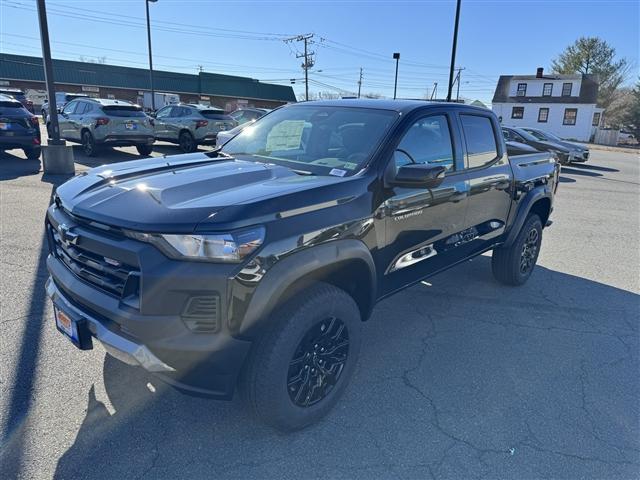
[569, 151, 589, 162]
[45, 204, 253, 398]
[46, 278, 175, 372]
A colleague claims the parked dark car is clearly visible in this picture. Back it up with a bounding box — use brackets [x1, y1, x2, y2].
[522, 127, 589, 163]
[0, 94, 41, 159]
[45, 100, 558, 431]
[0, 88, 34, 113]
[502, 126, 573, 164]
[505, 139, 539, 156]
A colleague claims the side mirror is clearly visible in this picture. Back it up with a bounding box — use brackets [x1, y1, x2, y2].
[390, 164, 447, 189]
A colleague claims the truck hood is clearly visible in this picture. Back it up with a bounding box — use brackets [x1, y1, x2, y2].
[54, 153, 357, 232]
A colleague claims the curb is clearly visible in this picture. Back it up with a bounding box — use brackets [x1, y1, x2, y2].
[586, 144, 639, 154]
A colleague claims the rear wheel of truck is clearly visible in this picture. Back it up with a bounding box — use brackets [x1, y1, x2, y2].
[239, 282, 362, 432]
[492, 214, 542, 286]
[136, 144, 153, 156]
[178, 131, 197, 153]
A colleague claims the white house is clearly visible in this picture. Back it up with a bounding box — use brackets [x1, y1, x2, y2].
[491, 68, 604, 142]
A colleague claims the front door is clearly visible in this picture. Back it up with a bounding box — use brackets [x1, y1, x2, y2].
[379, 112, 470, 296]
[153, 106, 172, 140]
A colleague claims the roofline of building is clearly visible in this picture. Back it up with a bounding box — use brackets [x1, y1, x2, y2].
[0, 76, 294, 104]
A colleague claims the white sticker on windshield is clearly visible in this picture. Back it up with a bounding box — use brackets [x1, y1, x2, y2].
[265, 120, 305, 151]
[329, 168, 347, 177]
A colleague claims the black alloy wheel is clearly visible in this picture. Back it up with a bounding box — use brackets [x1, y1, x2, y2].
[287, 317, 349, 407]
[520, 227, 539, 274]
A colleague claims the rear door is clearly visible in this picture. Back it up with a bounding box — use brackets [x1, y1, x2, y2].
[380, 111, 470, 296]
[165, 106, 185, 141]
[457, 112, 513, 253]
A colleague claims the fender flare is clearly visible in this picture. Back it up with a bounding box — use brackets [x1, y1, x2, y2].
[238, 239, 377, 336]
[504, 187, 552, 247]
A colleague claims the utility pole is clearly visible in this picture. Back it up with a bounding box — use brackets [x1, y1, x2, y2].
[357, 67, 363, 98]
[393, 52, 400, 100]
[430, 82, 438, 100]
[145, 0, 158, 111]
[197, 64, 203, 97]
[284, 34, 315, 101]
[446, 0, 462, 102]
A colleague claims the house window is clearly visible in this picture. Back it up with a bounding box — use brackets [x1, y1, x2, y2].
[562, 82, 573, 96]
[538, 108, 549, 123]
[542, 83, 553, 96]
[563, 108, 578, 125]
[516, 83, 527, 96]
[511, 106, 524, 119]
[592, 112, 601, 127]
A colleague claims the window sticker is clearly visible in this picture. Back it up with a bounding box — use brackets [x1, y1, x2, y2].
[266, 120, 306, 151]
[342, 162, 358, 170]
[329, 168, 347, 177]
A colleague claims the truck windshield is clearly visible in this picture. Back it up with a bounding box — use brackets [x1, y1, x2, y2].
[222, 105, 398, 176]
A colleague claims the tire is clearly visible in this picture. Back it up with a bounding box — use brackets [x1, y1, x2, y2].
[239, 282, 362, 432]
[23, 147, 41, 160]
[178, 131, 197, 153]
[136, 144, 153, 156]
[492, 214, 543, 286]
[81, 130, 98, 157]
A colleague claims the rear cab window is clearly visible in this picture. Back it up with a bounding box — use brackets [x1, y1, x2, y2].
[459, 114, 499, 169]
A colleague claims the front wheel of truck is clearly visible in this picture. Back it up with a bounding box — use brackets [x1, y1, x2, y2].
[492, 214, 543, 286]
[239, 282, 362, 432]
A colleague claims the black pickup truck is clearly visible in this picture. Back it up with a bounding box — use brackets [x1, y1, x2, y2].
[45, 100, 558, 431]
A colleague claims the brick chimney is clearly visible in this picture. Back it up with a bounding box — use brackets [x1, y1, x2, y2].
[536, 67, 544, 78]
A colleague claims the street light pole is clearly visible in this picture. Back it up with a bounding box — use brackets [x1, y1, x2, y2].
[145, 0, 157, 111]
[446, 0, 462, 102]
[393, 52, 400, 100]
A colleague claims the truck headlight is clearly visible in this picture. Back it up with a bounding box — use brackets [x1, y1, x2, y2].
[125, 227, 265, 262]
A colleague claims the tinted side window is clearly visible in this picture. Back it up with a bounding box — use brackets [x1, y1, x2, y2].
[395, 115, 454, 171]
[76, 102, 89, 115]
[460, 114, 499, 169]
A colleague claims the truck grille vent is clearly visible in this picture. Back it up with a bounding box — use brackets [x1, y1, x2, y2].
[48, 222, 139, 298]
[182, 295, 220, 333]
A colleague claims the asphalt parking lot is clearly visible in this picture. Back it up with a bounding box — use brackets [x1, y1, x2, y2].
[1, 142, 638, 479]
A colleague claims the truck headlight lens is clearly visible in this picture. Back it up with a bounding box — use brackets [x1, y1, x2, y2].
[126, 227, 265, 262]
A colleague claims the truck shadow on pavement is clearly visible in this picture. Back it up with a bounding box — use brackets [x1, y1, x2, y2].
[53, 257, 640, 480]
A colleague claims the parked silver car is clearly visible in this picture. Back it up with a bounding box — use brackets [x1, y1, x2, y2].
[53, 98, 154, 156]
[153, 104, 237, 153]
[229, 107, 271, 125]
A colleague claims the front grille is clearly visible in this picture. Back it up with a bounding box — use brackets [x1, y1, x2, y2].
[48, 222, 140, 298]
[181, 295, 220, 333]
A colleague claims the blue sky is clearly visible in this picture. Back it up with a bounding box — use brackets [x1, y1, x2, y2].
[0, 0, 638, 103]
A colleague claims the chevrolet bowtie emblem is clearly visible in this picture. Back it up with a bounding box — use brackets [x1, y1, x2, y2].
[58, 223, 79, 246]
